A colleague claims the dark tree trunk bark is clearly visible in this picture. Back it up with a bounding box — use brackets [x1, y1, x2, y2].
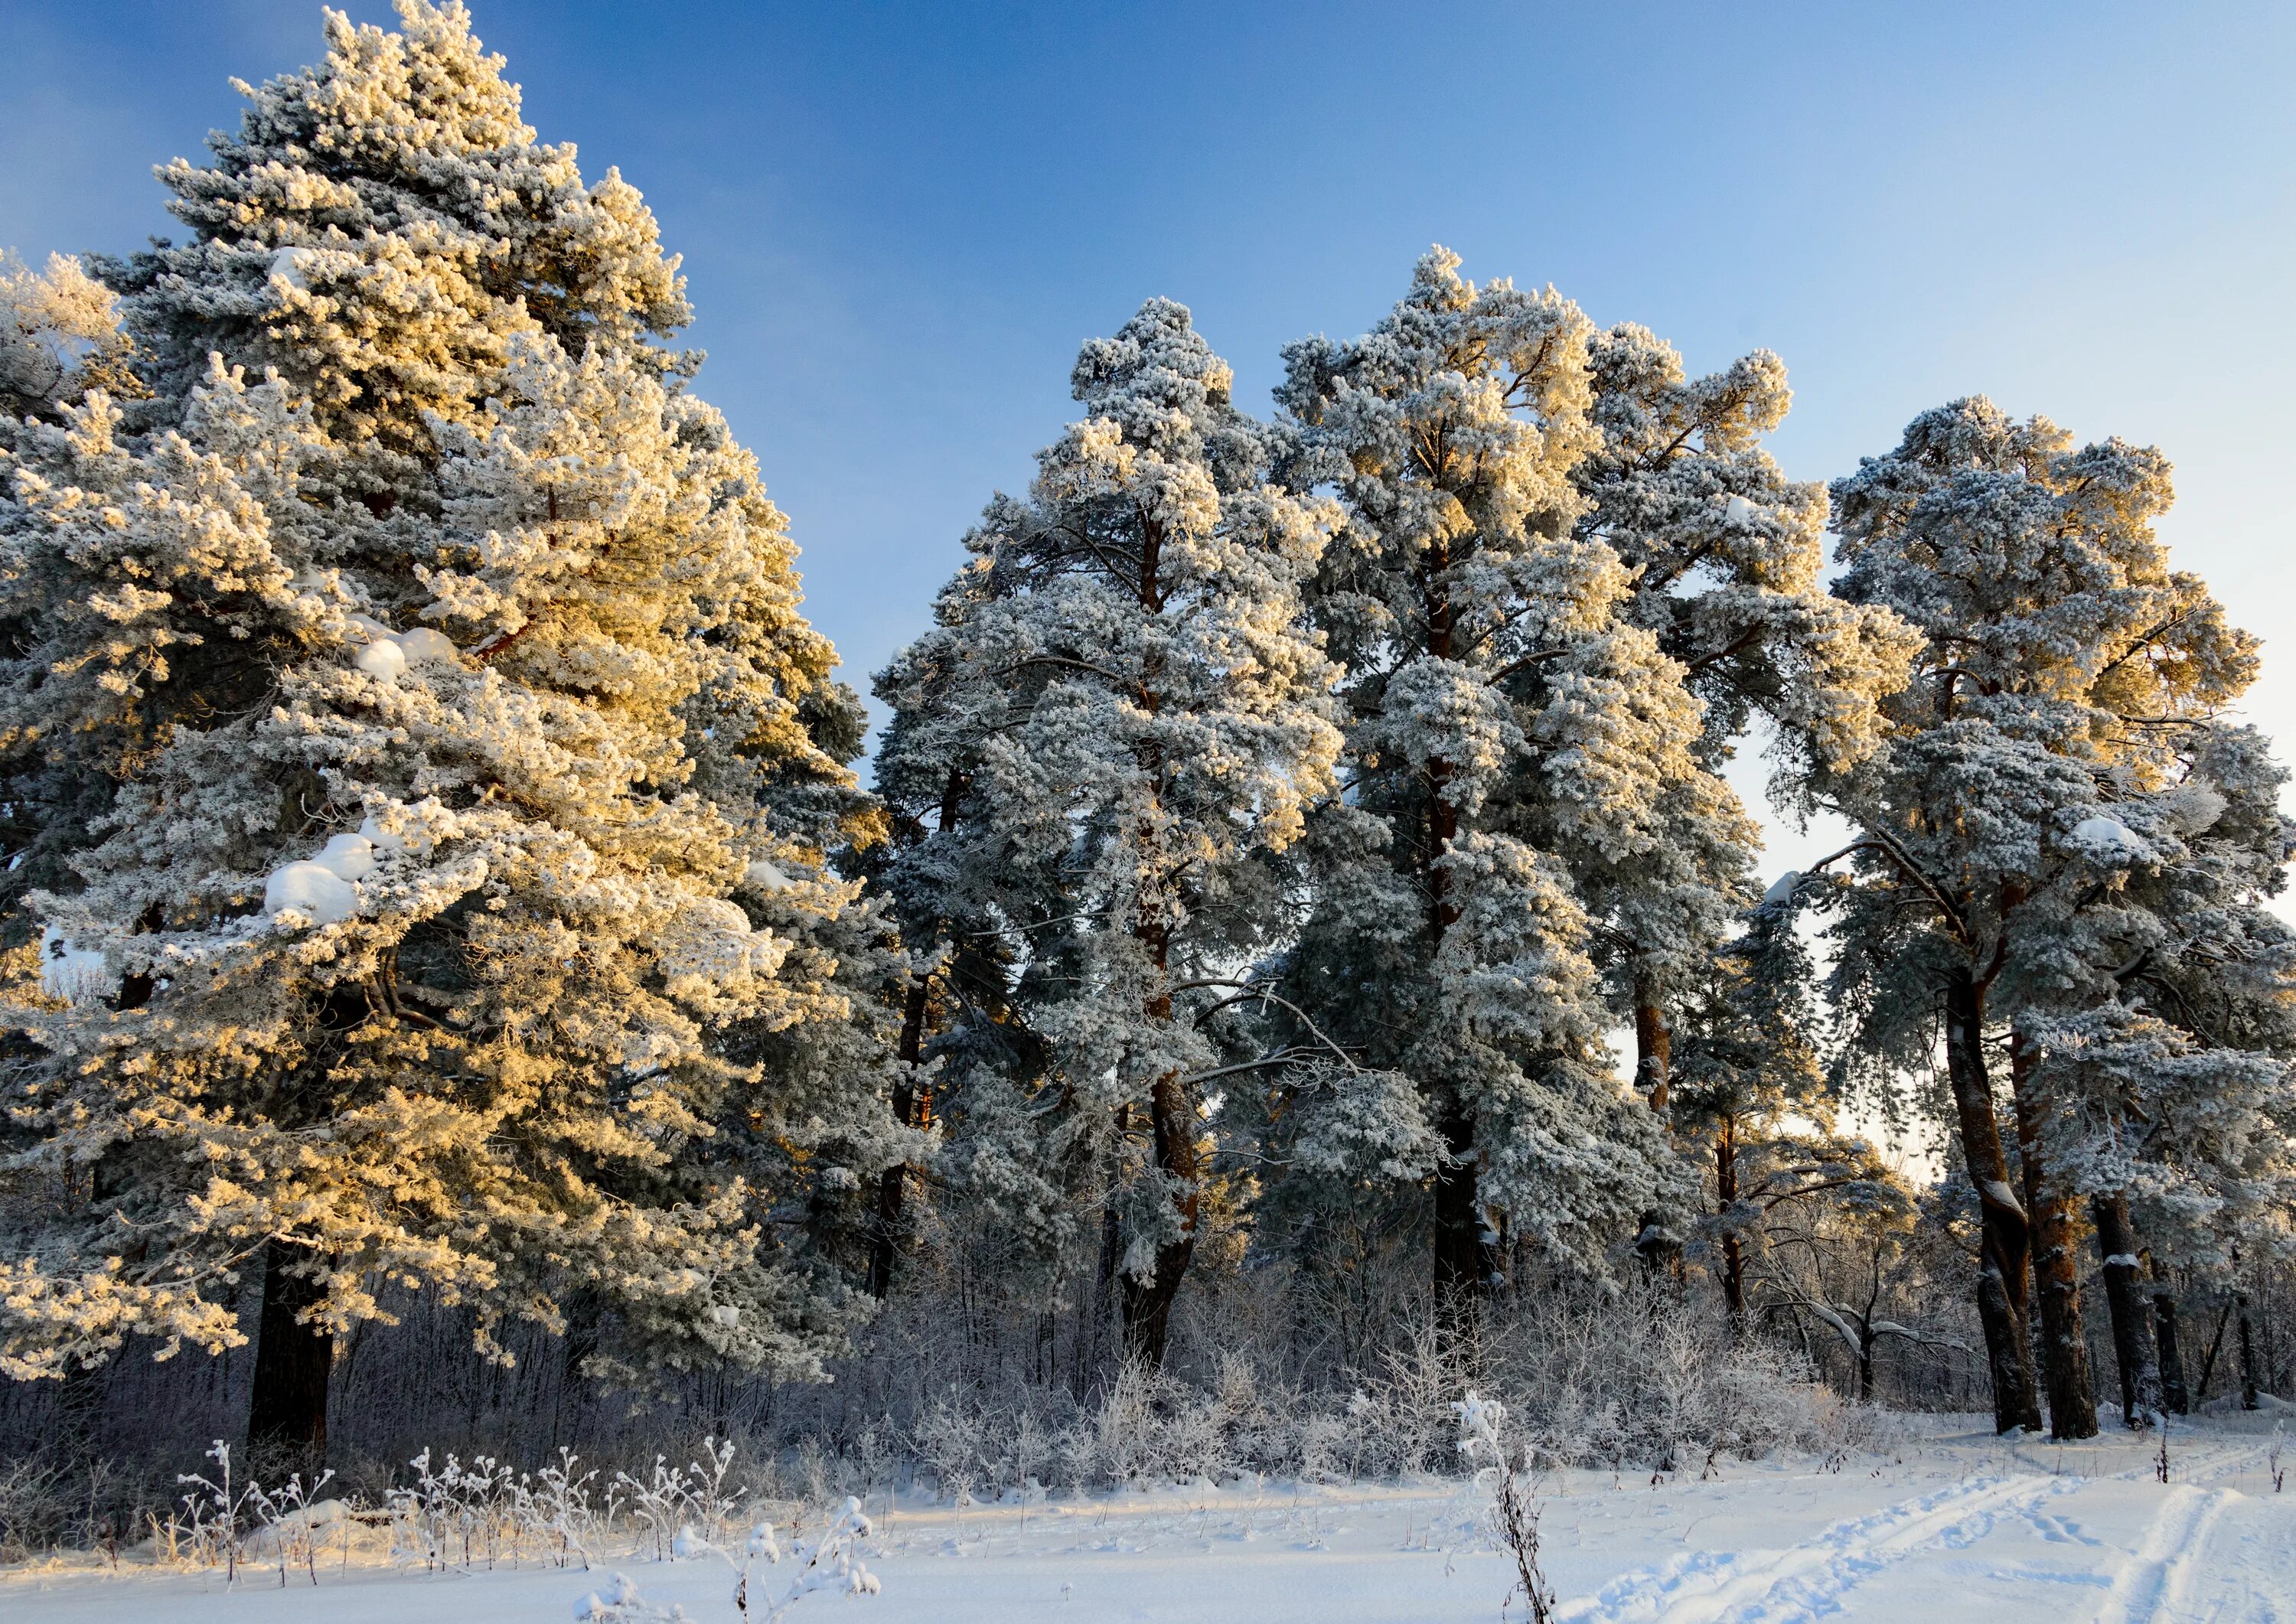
[1093, 1163, 1125, 1368]
[248, 1241, 333, 1469]
[868, 765, 964, 1299]
[1943, 967, 2043, 1433]
[1118, 1063, 1201, 1368]
[1633, 977, 1681, 1280]
[2152, 1277, 2191, 1414]
[553, 1286, 600, 1448]
[1418, 547, 1487, 1343]
[1116, 902, 1199, 1368]
[2195, 1300, 2234, 1403]
[2008, 1032, 2097, 1439]
[2090, 1193, 2159, 1427]
[867, 976, 934, 1299]
[2238, 1291, 2261, 1411]
[1432, 1104, 1489, 1331]
[1717, 1115, 1746, 1328]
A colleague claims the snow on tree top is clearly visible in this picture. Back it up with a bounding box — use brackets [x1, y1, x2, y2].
[2065, 815, 2154, 863]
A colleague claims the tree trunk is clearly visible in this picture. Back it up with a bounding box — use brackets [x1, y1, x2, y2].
[2151, 1264, 2191, 1414]
[1420, 553, 1488, 1341]
[2195, 1300, 2234, 1403]
[1118, 1062, 1201, 1367]
[1424, 755, 1492, 1332]
[868, 765, 965, 1299]
[2089, 1193, 2159, 1427]
[1092, 1166, 1125, 1369]
[1432, 1104, 1489, 1330]
[1117, 907, 1199, 1368]
[2008, 1032, 2096, 1438]
[1943, 967, 2043, 1433]
[553, 1285, 600, 1448]
[1717, 1115, 1746, 1328]
[1634, 984, 1672, 1114]
[867, 976, 934, 1299]
[2238, 1291, 2261, 1412]
[1633, 977, 1681, 1280]
[248, 1241, 333, 1470]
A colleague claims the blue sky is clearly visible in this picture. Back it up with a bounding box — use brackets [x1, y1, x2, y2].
[5, 1, 2294, 872]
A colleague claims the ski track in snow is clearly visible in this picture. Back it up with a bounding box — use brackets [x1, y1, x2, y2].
[2090, 1484, 2236, 1624]
[1555, 1472, 2073, 1623]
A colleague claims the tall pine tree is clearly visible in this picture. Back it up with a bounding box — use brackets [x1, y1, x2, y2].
[0, 2, 888, 1461]
[1274, 250, 1690, 1317]
[1813, 396, 2269, 1436]
[875, 298, 1342, 1364]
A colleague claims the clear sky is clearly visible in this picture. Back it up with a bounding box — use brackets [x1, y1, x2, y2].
[5, 0, 2294, 881]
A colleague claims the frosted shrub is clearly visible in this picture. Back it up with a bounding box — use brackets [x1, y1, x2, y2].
[631, 1498, 879, 1624]
[1485, 1283, 1841, 1470]
[1088, 1361, 1168, 1485]
[524, 1451, 607, 1569]
[1456, 1395, 1556, 1624]
[0, 1459, 64, 1562]
[1342, 1322, 1473, 1477]
[911, 1395, 987, 1503]
[576, 1571, 689, 1623]
[613, 1442, 752, 1565]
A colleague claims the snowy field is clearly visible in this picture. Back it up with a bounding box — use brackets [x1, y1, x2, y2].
[6, 1416, 2291, 1624]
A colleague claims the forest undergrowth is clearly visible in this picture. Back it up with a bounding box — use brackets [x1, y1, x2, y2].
[0, 1268, 1882, 1566]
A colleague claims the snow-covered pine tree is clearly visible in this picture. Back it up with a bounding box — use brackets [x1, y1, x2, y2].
[1570, 328, 1915, 1127]
[1273, 249, 1688, 1319]
[0, 251, 141, 424]
[890, 298, 1342, 1365]
[1812, 396, 2272, 1438]
[0, 1, 888, 1463]
[2013, 719, 2296, 1422]
[859, 559, 1056, 1298]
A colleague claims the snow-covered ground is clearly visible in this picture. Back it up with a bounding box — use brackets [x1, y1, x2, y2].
[8, 1416, 2291, 1622]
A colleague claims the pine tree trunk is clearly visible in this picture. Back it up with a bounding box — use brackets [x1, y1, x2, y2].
[1420, 554, 1486, 1340]
[2194, 1300, 2234, 1402]
[867, 976, 933, 1299]
[553, 1285, 600, 1448]
[1432, 1104, 1488, 1329]
[1717, 1116, 1746, 1328]
[1633, 980, 1681, 1280]
[1093, 1170, 1125, 1368]
[2238, 1291, 2261, 1411]
[1118, 1063, 1201, 1367]
[1942, 967, 2043, 1433]
[248, 1241, 333, 1469]
[2089, 1192, 2159, 1427]
[869, 765, 965, 1300]
[1117, 908, 1199, 1368]
[1422, 776, 1491, 1330]
[2151, 1267, 2191, 1414]
[2008, 1032, 2096, 1438]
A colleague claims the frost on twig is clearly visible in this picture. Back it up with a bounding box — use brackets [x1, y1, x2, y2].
[1456, 1394, 1557, 1624]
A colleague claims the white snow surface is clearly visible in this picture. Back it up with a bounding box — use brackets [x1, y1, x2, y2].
[8, 1416, 2291, 1622]
[393, 627, 461, 667]
[315, 833, 378, 882]
[264, 861, 357, 925]
[2066, 816, 2154, 864]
